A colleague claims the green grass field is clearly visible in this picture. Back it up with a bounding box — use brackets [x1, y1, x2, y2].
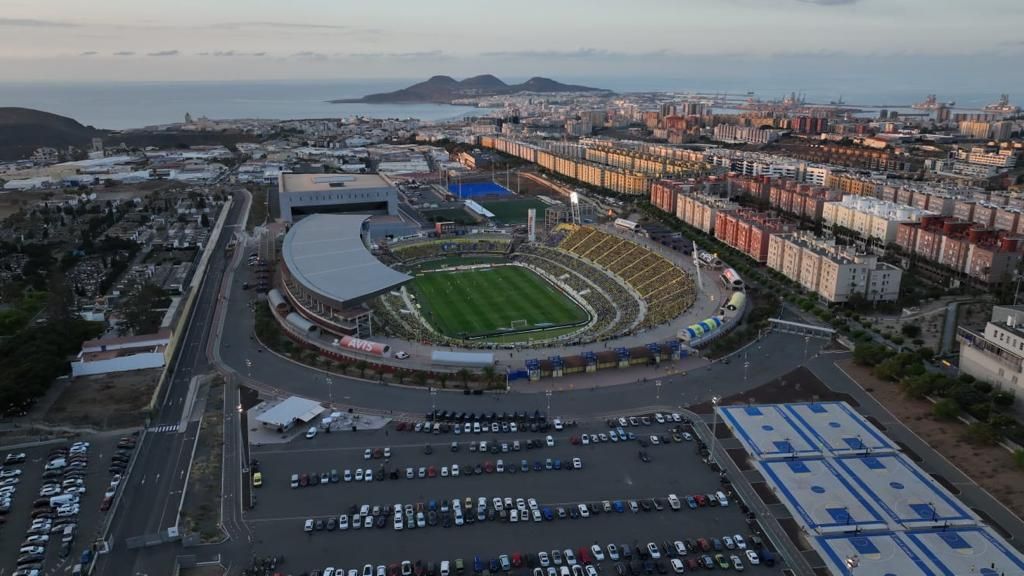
[479, 198, 549, 224]
[412, 266, 588, 339]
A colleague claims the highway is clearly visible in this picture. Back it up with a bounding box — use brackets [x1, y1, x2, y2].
[94, 193, 247, 576]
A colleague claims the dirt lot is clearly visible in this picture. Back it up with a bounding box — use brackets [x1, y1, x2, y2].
[839, 360, 1024, 520]
[44, 369, 158, 429]
[689, 366, 857, 414]
[180, 379, 225, 543]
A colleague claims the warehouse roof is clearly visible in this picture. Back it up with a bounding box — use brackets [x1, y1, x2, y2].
[282, 214, 411, 305]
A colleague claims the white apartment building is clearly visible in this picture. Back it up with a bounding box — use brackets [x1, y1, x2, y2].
[822, 195, 930, 246]
[767, 233, 902, 303]
[958, 305, 1024, 398]
[712, 124, 785, 145]
[954, 146, 1019, 169]
[675, 192, 737, 234]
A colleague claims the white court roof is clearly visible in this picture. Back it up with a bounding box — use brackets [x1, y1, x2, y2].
[282, 214, 412, 305]
[254, 396, 324, 428]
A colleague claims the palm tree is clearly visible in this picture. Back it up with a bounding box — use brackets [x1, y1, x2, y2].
[481, 365, 497, 389]
[396, 369, 409, 385]
[355, 360, 368, 379]
[439, 373, 449, 389]
[457, 368, 471, 389]
[414, 371, 428, 388]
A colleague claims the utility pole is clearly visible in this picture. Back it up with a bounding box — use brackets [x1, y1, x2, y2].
[709, 396, 720, 465]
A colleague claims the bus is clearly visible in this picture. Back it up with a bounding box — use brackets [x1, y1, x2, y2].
[720, 268, 744, 290]
[614, 218, 641, 233]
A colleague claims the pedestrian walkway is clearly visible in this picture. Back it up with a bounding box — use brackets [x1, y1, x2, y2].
[148, 424, 181, 434]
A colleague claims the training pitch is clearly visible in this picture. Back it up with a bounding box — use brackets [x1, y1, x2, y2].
[412, 265, 589, 339]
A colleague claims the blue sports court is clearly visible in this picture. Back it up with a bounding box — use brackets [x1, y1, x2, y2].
[447, 181, 513, 198]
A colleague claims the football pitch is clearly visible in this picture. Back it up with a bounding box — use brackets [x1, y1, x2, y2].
[412, 265, 589, 339]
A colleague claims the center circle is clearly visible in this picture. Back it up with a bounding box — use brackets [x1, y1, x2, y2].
[810, 485, 826, 494]
[889, 482, 905, 490]
[761, 425, 774, 432]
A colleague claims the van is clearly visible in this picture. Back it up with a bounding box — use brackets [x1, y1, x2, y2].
[50, 494, 79, 508]
[71, 565, 82, 576]
[454, 558, 464, 574]
[440, 560, 450, 576]
[760, 549, 775, 567]
[715, 491, 729, 507]
[45, 458, 66, 471]
[62, 524, 76, 543]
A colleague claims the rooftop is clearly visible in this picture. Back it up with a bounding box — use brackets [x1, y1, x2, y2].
[279, 173, 390, 194]
[282, 214, 412, 305]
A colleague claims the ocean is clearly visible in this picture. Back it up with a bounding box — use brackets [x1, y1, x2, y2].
[0, 78, 1013, 131]
[0, 80, 482, 130]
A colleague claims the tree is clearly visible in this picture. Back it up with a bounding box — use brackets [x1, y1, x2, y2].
[355, 360, 368, 379]
[932, 398, 960, 421]
[456, 368, 471, 389]
[413, 371, 428, 388]
[481, 366, 497, 389]
[120, 283, 171, 336]
[853, 341, 891, 367]
[901, 324, 922, 338]
[395, 369, 409, 385]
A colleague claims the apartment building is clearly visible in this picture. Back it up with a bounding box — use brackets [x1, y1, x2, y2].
[822, 195, 930, 247]
[896, 217, 1023, 285]
[714, 208, 793, 262]
[767, 233, 902, 303]
[958, 305, 1024, 397]
[712, 124, 786, 145]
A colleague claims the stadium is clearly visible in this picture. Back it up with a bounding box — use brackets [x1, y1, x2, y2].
[268, 205, 741, 377]
[372, 224, 700, 347]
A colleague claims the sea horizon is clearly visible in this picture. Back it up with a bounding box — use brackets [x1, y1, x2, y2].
[0, 77, 1016, 131]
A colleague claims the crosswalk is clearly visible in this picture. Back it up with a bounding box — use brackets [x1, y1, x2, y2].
[148, 424, 180, 433]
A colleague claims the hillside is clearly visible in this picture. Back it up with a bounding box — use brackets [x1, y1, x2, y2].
[331, 75, 608, 104]
[0, 108, 105, 161]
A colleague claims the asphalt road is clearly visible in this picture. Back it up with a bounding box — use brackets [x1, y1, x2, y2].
[94, 194, 247, 576]
[246, 421, 778, 575]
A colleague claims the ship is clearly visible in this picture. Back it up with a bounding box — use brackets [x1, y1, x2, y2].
[912, 94, 956, 110]
[984, 94, 1020, 114]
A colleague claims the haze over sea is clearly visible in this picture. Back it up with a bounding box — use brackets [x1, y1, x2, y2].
[0, 77, 1010, 131]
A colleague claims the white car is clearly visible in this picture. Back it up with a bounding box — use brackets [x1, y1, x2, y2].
[650, 435, 660, 445]
[563, 549, 576, 566]
[730, 555, 744, 571]
[647, 543, 661, 559]
[305, 427, 317, 439]
[364, 449, 372, 460]
[496, 460, 504, 473]
[339, 515, 349, 530]
[590, 545, 605, 561]
[745, 550, 760, 565]
[667, 494, 681, 510]
[585, 566, 598, 576]
[364, 468, 373, 482]
[493, 497, 504, 511]
[673, 541, 687, 556]
[384, 447, 392, 458]
[655, 413, 665, 424]
[538, 552, 550, 567]
[553, 419, 563, 430]
[451, 464, 460, 477]
[572, 458, 582, 469]
[304, 519, 314, 532]
[733, 534, 747, 549]
[394, 351, 410, 359]
[441, 466, 449, 477]
[355, 469, 364, 482]
[510, 509, 519, 523]
[607, 544, 620, 560]
[344, 469, 352, 482]
[671, 413, 682, 422]
[528, 498, 539, 511]
[578, 504, 589, 518]
[546, 435, 555, 447]
[670, 559, 685, 574]
[581, 435, 590, 445]
[393, 514, 403, 531]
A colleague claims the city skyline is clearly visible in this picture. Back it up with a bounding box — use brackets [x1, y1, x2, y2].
[2, 0, 1023, 85]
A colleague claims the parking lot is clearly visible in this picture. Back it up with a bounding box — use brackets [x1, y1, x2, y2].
[247, 413, 781, 574]
[0, 433, 135, 576]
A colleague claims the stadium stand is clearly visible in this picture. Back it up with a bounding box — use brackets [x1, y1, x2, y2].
[391, 237, 512, 262]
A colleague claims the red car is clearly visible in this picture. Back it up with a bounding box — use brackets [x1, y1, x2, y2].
[395, 422, 407, 431]
[570, 435, 581, 445]
[511, 553, 523, 568]
[427, 466, 437, 478]
[693, 494, 707, 507]
[100, 496, 112, 511]
[387, 564, 400, 576]
[483, 461, 494, 474]
[577, 548, 593, 565]
[299, 474, 309, 487]
[697, 538, 711, 552]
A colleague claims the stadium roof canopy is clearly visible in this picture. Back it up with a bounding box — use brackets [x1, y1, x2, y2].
[282, 214, 412, 304]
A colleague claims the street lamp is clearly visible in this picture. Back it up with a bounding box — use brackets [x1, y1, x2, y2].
[743, 359, 750, 386]
[709, 396, 721, 465]
[655, 380, 662, 402]
[326, 375, 333, 405]
[430, 387, 437, 414]
[803, 336, 810, 363]
[546, 389, 552, 415]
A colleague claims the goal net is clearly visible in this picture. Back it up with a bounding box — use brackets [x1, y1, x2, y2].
[510, 319, 529, 330]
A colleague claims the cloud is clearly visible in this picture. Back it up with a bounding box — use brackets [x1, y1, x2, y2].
[0, 17, 78, 28]
[291, 51, 329, 61]
[197, 50, 266, 57]
[211, 21, 374, 32]
[147, 50, 179, 57]
[797, 0, 860, 4]
[480, 48, 667, 59]
[347, 50, 450, 60]
[113, 51, 135, 56]
[79, 51, 98, 57]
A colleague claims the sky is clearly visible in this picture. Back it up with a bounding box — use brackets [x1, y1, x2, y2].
[2, 0, 1023, 91]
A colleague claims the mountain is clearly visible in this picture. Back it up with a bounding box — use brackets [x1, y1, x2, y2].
[331, 75, 608, 104]
[0, 108, 104, 161]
